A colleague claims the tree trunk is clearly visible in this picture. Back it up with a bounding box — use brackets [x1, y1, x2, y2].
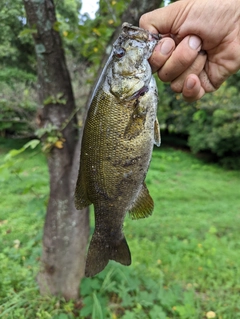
[23, 0, 89, 300]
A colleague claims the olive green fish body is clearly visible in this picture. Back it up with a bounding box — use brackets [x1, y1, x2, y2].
[75, 23, 160, 277]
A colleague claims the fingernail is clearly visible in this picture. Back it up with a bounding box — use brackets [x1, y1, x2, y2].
[160, 39, 174, 55]
[188, 35, 201, 50]
[186, 77, 196, 90]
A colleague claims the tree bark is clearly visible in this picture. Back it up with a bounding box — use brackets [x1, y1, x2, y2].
[23, 0, 89, 300]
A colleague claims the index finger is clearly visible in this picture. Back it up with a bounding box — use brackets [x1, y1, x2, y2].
[139, 3, 186, 35]
[158, 35, 202, 82]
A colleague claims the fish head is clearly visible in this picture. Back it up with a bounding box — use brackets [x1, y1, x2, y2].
[108, 23, 159, 101]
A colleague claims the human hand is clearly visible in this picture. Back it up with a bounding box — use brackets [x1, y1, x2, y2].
[140, 0, 240, 101]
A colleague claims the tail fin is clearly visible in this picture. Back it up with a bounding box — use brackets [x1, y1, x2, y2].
[85, 232, 131, 277]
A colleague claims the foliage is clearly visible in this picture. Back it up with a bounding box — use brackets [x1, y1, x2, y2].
[0, 0, 35, 74]
[0, 81, 38, 138]
[55, 0, 82, 28]
[1, 140, 240, 318]
[188, 85, 240, 168]
[80, 266, 197, 319]
[59, 0, 131, 70]
[158, 81, 240, 168]
[157, 81, 196, 135]
[0, 1, 39, 138]
[226, 70, 240, 91]
[0, 67, 36, 86]
[0, 0, 131, 138]
[0, 0, 81, 138]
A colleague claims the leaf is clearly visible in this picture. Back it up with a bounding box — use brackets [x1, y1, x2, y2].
[43, 95, 56, 105]
[52, 314, 69, 319]
[43, 93, 66, 105]
[54, 140, 64, 149]
[4, 139, 40, 161]
[121, 310, 135, 319]
[5, 147, 26, 160]
[149, 305, 166, 319]
[92, 28, 101, 36]
[92, 293, 104, 319]
[24, 139, 40, 149]
[18, 28, 37, 38]
[53, 21, 62, 32]
[80, 295, 93, 317]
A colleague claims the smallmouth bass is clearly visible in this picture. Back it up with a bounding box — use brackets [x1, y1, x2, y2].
[75, 23, 161, 277]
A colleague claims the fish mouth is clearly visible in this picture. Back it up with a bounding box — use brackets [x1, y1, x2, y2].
[126, 85, 149, 101]
[122, 23, 162, 42]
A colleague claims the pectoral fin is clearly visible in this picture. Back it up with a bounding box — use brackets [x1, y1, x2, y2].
[128, 182, 154, 219]
[124, 101, 147, 140]
[154, 118, 161, 147]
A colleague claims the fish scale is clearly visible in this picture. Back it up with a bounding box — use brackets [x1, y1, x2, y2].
[75, 23, 161, 277]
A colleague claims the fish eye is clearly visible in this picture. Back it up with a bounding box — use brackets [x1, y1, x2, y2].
[114, 47, 126, 58]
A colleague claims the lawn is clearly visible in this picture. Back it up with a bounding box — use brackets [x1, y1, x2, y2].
[0, 138, 240, 319]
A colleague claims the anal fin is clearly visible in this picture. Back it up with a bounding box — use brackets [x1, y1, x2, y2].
[128, 182, 154, 220]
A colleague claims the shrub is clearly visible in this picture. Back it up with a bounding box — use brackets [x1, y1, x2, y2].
[0, 79, 38, 138]
[158, 81, 240, 168]
[187, 86, 240, 168]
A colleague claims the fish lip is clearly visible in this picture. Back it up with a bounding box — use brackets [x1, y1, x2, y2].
[122, 22, 162, 42]
[149, 33, 162, 41]
[125, 85, 149, 101]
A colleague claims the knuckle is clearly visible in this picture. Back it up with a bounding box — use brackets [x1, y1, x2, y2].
[158, 69, 170, 82]
[139, 14, 147, 27]
[177, 51, 194, 69]
[171, 80, 183, 93]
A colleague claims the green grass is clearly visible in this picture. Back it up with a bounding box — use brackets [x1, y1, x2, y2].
[0, 138, 240, 319]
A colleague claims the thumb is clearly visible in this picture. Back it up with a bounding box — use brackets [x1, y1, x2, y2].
[139, 2, 187, 35]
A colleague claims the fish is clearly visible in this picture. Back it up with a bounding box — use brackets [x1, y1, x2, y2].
[75, 22, 161, 277]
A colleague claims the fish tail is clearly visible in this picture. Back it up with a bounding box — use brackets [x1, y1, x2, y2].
[85, 232, 131, 277]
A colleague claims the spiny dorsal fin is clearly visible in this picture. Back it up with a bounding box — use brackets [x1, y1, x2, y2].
[128, 182, 154, 220]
